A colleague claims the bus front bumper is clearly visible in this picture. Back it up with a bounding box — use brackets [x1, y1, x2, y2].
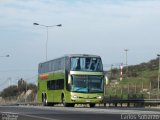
[71, 95, 103, 103]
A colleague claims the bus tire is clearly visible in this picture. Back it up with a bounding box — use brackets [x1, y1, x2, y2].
[48, 102, 54, 106]
[89, 103, 95, 108]
[61, 94, 69, 107]
[69, 103, 75, 107]
[42, 93, 48, 106]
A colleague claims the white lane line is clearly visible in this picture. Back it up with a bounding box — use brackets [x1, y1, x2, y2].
[2, 106, 160, 115]
[20, 114, 59, 120]
[0, 112, 59, 120]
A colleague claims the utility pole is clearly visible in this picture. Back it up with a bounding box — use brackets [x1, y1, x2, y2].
[120, 63, 123, 81]
[157, 54, 160, 99]
[124, 49, 129, 78]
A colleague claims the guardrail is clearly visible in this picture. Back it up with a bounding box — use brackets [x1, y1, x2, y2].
[2, 99, 160, 107]
[104, 99, 160, 107]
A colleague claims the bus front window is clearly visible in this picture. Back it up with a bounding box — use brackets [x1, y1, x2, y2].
[71, 57, 103, 71]
[71, 75, 88, 93]
[88, 76, 103, 93]
[71, 75, 104, 93]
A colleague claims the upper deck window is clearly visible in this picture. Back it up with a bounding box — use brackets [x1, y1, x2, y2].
[71, 57, 103, 72]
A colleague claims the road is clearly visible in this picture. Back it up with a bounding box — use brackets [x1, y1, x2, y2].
[0, 106, 160, 120]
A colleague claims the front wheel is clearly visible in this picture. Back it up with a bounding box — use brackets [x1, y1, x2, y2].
[69, 103, 75, 107]
[89, 103, 95, 108]
[61, 96, 71, 107]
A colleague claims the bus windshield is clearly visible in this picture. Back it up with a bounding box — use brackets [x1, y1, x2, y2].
[71, 57, 103, 71]
[71, 75, 104, 93]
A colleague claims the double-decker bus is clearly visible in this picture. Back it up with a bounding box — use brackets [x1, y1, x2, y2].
[37, 54, 106, 107]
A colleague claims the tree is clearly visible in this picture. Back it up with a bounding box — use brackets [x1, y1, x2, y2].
[1, 85, 18, 98]
[27, 83, 37, 93]
[18, 78, 27, 93]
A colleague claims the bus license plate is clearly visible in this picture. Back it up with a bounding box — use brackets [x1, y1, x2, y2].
[86, 100, 90, 102]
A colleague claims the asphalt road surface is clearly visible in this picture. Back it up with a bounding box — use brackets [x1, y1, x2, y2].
[0, 106, 160, 120]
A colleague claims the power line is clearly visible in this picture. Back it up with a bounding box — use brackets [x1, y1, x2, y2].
[0, 74, 38, 91]
[0, 69, 37, 73]
[24, 75, 38, 82]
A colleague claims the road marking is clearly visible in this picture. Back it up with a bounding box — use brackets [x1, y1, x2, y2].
[20, 114, 59, 120]
[0, 111, 59, 120]
[1, 112, 18, 120]
[1, 106, 160, 116]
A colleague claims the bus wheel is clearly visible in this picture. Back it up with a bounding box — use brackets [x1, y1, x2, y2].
[42, 94, 47, 106]
[69, 103, 75, 107]
[61, 95, 69, 107]
[62, 96, 66, 107]
[48, 102, 54, 106]
[89, 103, 95, 108]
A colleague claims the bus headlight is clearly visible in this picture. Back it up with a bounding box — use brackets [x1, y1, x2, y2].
[72, 95, 79, 98]
[97, 96, 102, 99]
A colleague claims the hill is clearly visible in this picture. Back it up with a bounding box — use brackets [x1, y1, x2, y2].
[106, 58, 160, 99]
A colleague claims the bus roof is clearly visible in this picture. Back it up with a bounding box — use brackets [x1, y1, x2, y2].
[39, 54, 101, 64]
[66, 54, 101, 58]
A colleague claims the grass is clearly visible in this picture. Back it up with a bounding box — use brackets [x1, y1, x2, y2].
[106, 68, 159, 99]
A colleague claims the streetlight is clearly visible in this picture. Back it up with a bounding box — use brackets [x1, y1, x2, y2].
[33, 23, 62, 60]
[124, 49, 129, 78]
[0, 55, 10, 57]
[157, 54, 160, 98]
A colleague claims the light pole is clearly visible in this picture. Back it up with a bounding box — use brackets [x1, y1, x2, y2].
[0, 55, 10, 58]
[157, 54, 160, 98]
[124, 49, 129, 78]
[33, 23, 62, 60]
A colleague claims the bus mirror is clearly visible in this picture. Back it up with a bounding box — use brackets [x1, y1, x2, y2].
[68, 75, 71, 84]
[105, 75, 109, 85]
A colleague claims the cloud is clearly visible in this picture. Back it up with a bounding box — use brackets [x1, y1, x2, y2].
[0, 0, 160, 89]
[0, 0, 159, 26]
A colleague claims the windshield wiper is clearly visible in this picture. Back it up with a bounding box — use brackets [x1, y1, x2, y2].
[94, 59, 100, 71]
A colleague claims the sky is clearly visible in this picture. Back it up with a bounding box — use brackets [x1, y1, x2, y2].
[0, 0, 160, 91]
